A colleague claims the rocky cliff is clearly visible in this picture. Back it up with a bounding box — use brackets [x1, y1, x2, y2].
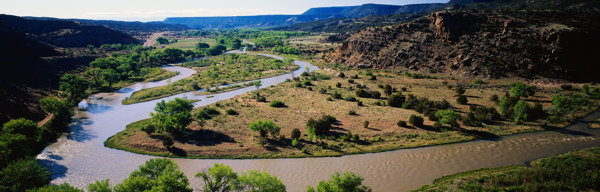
[326, 10, 600, 82]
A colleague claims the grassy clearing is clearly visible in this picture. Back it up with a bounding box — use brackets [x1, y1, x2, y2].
[107, 66, 600, 159]
[122, 53, 299, 105]
[413, 147, 600, 191]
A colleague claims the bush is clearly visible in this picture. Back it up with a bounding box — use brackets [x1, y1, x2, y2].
[433, 122, 442, 130]
[357, 101, 363, 106]
[409, 115, 424, 127]
[397, 120, 407, 127]
[338, 72, 345, 78]
[291, 139, 298, 147]
[269, 100, 285, 107]
[474, 79, 484, 84]
[457, 95, 468, 105]
[144, 125, 155, 135]
[162, 136, 174, 148]
[363, 121, 369, 128]
[428, 112, 438, 121]
[319, 88, 327, 94]
[291, 128, 301, 140]
[306, 115, 336, 135]
[388, 94, 406, 107]
[561, 84, 573, 90]
[490, 94, 499, 102]
[257, 96, 267, 102]
[345, 95, 356, 102]
[226, 109, 238, 115]
[326, 97, 333, 101]
[369, 75, 376, 80]
[371, 91, 381, 99]
[353, 134, 360, 141]
[332, 91, 342, 99]
[336, 82, 342, 88]
[348, 79, 354, 84]
[348, 109, 357, 115]
[249, 120, 281, 138]
[455, 86, 466, 96]
[435, 110, 460, 127]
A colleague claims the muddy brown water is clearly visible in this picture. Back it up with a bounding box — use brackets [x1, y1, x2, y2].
[37, 54, 600, 191]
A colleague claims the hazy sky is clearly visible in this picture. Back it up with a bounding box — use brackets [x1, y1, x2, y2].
[1, 0, 449, 22]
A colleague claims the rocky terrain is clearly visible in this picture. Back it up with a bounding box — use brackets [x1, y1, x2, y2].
[326, 10, 600, 82]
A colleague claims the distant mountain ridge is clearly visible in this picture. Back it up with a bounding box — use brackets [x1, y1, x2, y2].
[0, 14, 140, 47]
[163, 3, 446, 29]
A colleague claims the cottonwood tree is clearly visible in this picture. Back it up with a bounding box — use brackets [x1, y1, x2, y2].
[306, 172, 371, 192]
[150, 98, 194, 136]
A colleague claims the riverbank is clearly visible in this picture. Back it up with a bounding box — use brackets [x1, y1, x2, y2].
[413, 147, 600, 191]
[106, 66, 600, 159]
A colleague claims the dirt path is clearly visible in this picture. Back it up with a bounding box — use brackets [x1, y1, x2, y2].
[38, 113, 54, 127]
[143, 32, 165, 47]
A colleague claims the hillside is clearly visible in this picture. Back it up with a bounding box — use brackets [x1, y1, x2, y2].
[271, 12, 426, 33]
[0, 21, 60, 58]
[164, 3, 446, 29]
[326, 10, 600, 82]
[448, 0, 600, 9]
[25, 17, 190, 36]
[0, 14, 140, 47]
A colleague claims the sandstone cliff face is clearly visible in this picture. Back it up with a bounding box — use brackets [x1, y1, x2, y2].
[326, 10, 600, 82]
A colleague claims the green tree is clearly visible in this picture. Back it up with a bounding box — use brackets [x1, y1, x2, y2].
[87, 44, 95, 54]
[101, 69, 120, 87]
[253, 80, 262, 90]
[0, 158, 51, 192]
[85, 68, 103, 87]
[248, 120, 281, 138]
[434, 110, 460, 127]
[306, 172, 371, 192]
[513, 100, 530, 124]
[88, 179, 112, 192]
[156, 37, 169, 44]
[0, 133, 32, 166]
[59, 74, 89, 105]
[238, 170, 286, 192]
[30, 183, 83, 192]
[115, 158, 191, 192]
[2, 118, 39, 139]
[384, 84, 392, 96]
[196, 42, 210, 49]
[510, 82, 531, 99]
[195, 163, 240, 192]
[150, 98, 194, 136]
[457, 95, 468, 105]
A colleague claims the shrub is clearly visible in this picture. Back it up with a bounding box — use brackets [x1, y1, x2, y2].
[435, 110, 460, 127]
[401, 87, 407, 92]
[306, 115, 336, 135]
[363, 121, 369, 128]
[357, 101, 363, 106]
[291, 139, 298, 147]
[433, 122, 442, 130]
[301, 71, 309, 76]
[397, 120, 407, 127]
[249, 120, 281, 138]
[369, 75, 376, 80]
[428, 112, 438, 121]
[291, 128, 301, 140]
[561, 84, 573, 90]
[353, 74, 359, 79]
[378, 84, 384, 88]
[162, 136, 174, 148]
[355, 89, 370, 98]
[457, 95, 468, 105]
[348, 79, 354, 84]
[348, 109, 357, 115]
[409, 115, 424, 127]
[371, 91, 381, 99]
[345, 95, 356, 101]
[338, 72, 345, 78]
[336, 82, 342, 88]
[474, 79, 484, 84]
[257, 96, 267, 102]
[295, 82, 302, 87]
[332, 91, 342, 99]
[490, 94, 499, 102]
[353, 134, 360, 141]
[326, 97, 333, 101]
[226, 109, 238, 115]
[302, 80, 312, 86]
[269, 100, 285, 107]
[301, 147, 307, 153]
[388, 94, 406, 107]
[455, 86, 466, 95]
[144, 124, 155, 135]
[319, 88, 327, 94]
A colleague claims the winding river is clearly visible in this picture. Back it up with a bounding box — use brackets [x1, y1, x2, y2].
[37, 53, 600, 191]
